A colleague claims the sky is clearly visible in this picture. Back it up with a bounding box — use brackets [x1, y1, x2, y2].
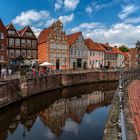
[0, 0, 140, 48]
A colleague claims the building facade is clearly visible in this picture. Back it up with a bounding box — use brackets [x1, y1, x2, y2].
[6, 24, 37, 65]
[129, 48, 138, 68]
[0, 19, 8, 65]
[38, 20, 69, 70]
[112, 47, 124, 68]
[67, 32, 88, 69]
[85, 39, 105, 69]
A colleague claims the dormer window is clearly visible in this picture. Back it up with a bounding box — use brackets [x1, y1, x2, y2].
[8, 30, 15, 35]
[25, 32, 32, 37]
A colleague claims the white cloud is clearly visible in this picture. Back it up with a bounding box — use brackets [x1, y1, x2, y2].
[63, 119, 78, 135]
[59, 13, 74, 24]
[12, 10, 50, 26]
[55, 0, 63, 10]
[45, 18, 56, 27]
[124, 17, 140, 24]
[31, 27, 42, 37]
[70, 22, 140, 48]
[44, 129, 56, 139]
[64, 0, 80, 10]
[118, 4, 138, 20]
[71, 22, 105, 32]
[85, 6, 93, 14]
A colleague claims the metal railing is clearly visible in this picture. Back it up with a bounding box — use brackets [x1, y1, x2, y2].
[118, 68, 140, 140]
[104, 67, 140, 140]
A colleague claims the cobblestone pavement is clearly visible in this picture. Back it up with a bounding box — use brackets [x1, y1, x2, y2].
[128, 80, 140, 140]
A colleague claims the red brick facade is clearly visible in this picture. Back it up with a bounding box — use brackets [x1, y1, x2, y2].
[38, 20, 69, 70]
[0, 19, 8, 64]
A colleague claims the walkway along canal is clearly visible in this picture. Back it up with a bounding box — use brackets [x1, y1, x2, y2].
[0, 82, 118, 140]
[103, 68, 140, 140]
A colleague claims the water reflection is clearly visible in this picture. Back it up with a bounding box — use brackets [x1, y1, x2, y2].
[0, 82, 118, 140]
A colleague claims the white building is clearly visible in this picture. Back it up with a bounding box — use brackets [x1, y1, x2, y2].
[67, 32, 88, 69]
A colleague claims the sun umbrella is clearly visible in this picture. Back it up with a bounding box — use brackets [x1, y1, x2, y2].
[39, 62, 53, 67]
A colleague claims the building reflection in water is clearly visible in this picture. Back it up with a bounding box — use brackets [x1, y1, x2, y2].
[0, 82, 118, 140]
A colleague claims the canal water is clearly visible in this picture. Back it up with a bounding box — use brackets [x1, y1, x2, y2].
[0, 82, 118, 140]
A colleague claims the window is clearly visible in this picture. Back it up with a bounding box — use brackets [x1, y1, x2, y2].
[27, 50, 31, 58]
[21, 39, 26, 47]
[9, 50, 14, 58]
[15, 39, 20, 46]
[25, 32, 32, 37]
[8, 30, 15, 35]
[70, 49, 73, 56]
[32, 40, 37, 48]
[90, 51, 92, 56]
[0, 44, 4, 50]
[50, 53, 54, 58]
[56, 53, 60, 57]
[62, 53, 66, 58]
[9, 38, 14, 46]
[32, 50, 37, 58]
[21, 50, 26, 57]
[0, 32, 4, 39]
[15, 50, 20, 57]
[27, 40, 31, 47]
[0, 55, 4, 60]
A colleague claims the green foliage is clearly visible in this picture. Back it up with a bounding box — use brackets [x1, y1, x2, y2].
[119, 45, 129, 52]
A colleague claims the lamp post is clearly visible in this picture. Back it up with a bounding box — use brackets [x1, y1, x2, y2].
[136, 40, 140, 68]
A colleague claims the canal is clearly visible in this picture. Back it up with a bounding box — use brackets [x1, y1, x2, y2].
[0, 82, 118, 140]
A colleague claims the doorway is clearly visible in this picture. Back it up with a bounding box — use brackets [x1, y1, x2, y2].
[56, 59, 60, 70]
[77, 59, 82, 68]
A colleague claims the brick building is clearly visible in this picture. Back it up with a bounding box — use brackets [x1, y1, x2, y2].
[0, 19, 8, 65]
[38, 19, 69, 70]
[67, 32, 88, 69]
[6, 24, 37, 65]
[129, 48, 138, 68]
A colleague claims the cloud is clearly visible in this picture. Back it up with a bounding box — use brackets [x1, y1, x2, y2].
[31, 27, 42, 37]
[85, 6, 93, 14]
[59, 13, 74, 24]
[64, 0, 80, 10]
[44, 129, 56, 139]
[45, 18, 56, 27]
[70, 22, 140, 48]
[118, 4, 138, 20]
[12, 10, 50, 26]
[55, 0, 63, 10]
[63, 119, 79, 135]
[124, 17, 140, 24]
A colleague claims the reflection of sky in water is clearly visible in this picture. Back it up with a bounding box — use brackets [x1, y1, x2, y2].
[63, 119, 79, 135]
[4, 82, 116, 140]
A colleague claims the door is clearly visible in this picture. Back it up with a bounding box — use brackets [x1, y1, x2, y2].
[77, 59, 82, 68]
[56, 59, 60, 70]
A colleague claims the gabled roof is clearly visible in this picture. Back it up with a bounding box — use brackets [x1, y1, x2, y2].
[38, 27, 52, 44]
[18, 26, 36, 38]
[67, 32, 81, 46]
[6, 23, 16, 30]
[85, 38, 106, 51]
[112, 47, 123, 54]
[0, 19, 6, 31]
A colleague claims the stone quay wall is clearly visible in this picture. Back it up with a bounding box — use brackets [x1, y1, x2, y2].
[0, 71, 119, 108]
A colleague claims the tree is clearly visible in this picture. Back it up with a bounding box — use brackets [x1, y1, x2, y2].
[119, 45, 129, 52]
